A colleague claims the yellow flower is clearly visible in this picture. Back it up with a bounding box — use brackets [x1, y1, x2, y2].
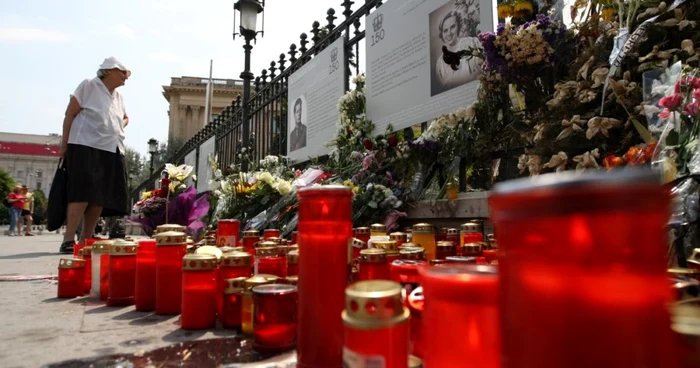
[141, 191, 152, 200]
[352, 186, 360, 194]
[497, 2, 513, 18]
[601, 5, 616, 22]
[513, 0, 534, 18]
[343, 180, 354, 187]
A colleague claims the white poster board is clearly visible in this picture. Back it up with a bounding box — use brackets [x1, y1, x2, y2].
[197, 136, 216, 191]
[287, 37, 346, 162]
[365, 0, 494, 131]
[184, 150, 196, 187]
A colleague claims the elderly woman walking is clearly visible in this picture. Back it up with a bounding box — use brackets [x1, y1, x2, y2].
[58, 57, 131, 253]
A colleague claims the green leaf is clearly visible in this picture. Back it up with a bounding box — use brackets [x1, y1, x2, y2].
[261, 196, 269, 205]
[368, 200, 378, 209]
[631, 118, 653, 144]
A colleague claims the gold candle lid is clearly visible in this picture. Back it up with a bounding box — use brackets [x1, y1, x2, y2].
[232, 246, 247, 252]
[287, 249, 299, 265]
[360, 248, 387, 263]
[58, 258, 86, 269]
[285, 275, 299, 285]
[668, 268, 700, 276]
[205, 235, 217, 246]
[446, 228, 460, 236]
[354, 227, 370, 235]
[267, 237, 287, 245]
[277, 245, 293, 255]
[155, 231, 188, 246]
[461, 221, 482, 232]
[186, 245, 196, 254]
[156, 224, 187, 234]
[219, 246, 236, 254]
[182, 253, 218, 271]
[461, 242, 483, 254]
[399, 247, 425, 260]
[244, 275, 275, 290]
[412, 223, 433, 233]
[429, 259, 446, 266]
[389, 232, 408, 242]
[224, 277, 248, 294]
[374, 240, 399, 255]
[111, 239, 138, 256]
[399, 242, 420, 249]
[220, 251, 252, 267]
[409, 355, 423, 368]
[79, 246, 92, 258]
[342, 280, 409, 329]
[690, 248, 700, 262]
[243, 229, 260, 238]
[439, 227, 448, 234]
[352, 238, 367, 249]
[436, 241, 456, 250]
[446, 256, 477, 264]
[256, 240, 278, 248]
[92, 239, 114, 253]
[370, 223, 386, 233]
[255, 246, 279, 257]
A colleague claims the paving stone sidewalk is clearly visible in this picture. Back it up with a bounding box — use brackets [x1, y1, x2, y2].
[0, 230, 295, 368]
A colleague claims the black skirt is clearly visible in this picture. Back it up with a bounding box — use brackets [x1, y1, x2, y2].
[65, 143, 128, 217]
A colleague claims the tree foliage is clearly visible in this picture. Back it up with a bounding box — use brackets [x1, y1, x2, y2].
[0, 169, 15, 223]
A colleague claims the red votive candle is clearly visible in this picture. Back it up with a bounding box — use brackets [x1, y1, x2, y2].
[217, 219, 240, 247]
[135, 239, 157, 311]
[242, 230, 260, 254]
[256, 247, 286, 278]
[354, 227, 370, 244]
[420, 265, 499, 367]
[253, 284, 298, 353]
[459, 241, 483, 257]
[483, 249, 499, 265]
[73, 241, 85, 258]
[221, 277, 247, 329]
[181, 253, 218, 330]
[445, 228, 460, 245]
[287, 250, 299, 276]
[100, 253, 110, 300]
[359, 249, 390, 281]
[375, 240, 400, 264]
[219, 251, 253, 316]
[297, 185, 353, 368]
[90, 240, 112, 298]
[57, 258, 86, 298]
[264, 229, 280, 239]
[156, 223, 187, 235]
[460, 222, 483, 246]
[107, 239, 137, 306]
[399, 247, 425, 261]
[342, 280, 410, 368]
[351, 238, 366, 261]
[390, 260, 427, 291]
[78, 247, 92, 294]
[370, 223, 387, 237]
[436, 227, 447, 242]
[489, 169, 676, 368]
[155, 231, 188, 315]
[445, 256, 477, 264]
[390, 232, 408, 248]
[436, 241, 456, 260]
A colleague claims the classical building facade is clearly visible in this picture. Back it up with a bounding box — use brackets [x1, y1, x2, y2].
[0, 132, 62, 193]
[162, 76, 244, 144]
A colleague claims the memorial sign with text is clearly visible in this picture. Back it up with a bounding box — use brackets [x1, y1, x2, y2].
[287, 37, 346, 162]
[196, 136, 215, 191]
[366, 0, 493, 131]
[184, 150, 196, 187]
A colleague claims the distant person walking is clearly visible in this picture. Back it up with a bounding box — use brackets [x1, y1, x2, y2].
[20, 185, 34, 236]
[6, 186, 25, 237]
[57, 57, 131, 253]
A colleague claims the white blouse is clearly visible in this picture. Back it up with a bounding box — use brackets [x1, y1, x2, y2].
[436, 37, 481, 89]
[68, 77, 126, 154]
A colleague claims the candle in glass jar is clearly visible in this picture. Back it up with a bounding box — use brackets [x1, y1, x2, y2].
[370, 223, 386, 237]
[73, 241, 85, 258]
[156, 224, 187, 234]
[253, 284, 298, 353]
[342, 280, 410, 368]
[107, 239, 138, 306]
[243, 230, 260, 254]
[374, 240, 400, 264]
[446, 228, 460, 245]
[221, 277, 247, 329]
[155, 231, 188, 315]
[287, 250, 299, 276]
[399, 247, 425, 261]
[436, 241, 456, 260]
[264, 229, 280, 239]
[219, 251, 253, 315]
[90, 240, 112, 298]
[411, 224, 436, 261]
[57, 258, 86, 298]
[217, 219, 240, 247]
[354, 227, 370, 245]
[483, 249, 499, 265]
[351, 238, 366, 261]
[420, 265, 499, 368]
[445, 256, 477, 264]
[286, 275, 299, 286]
[390, 232, 408, 248]
[459, 242, 483, 257]
[489, 169, 676, 368]
[242, 275, 275, 335]
[181, 253, 219, 330]
[297, 186, 353, 368]
[256, 247, 286, 278]
[460, 222, 483, 246]
[359, 249, 390, 281]
[135, 239, 157, 311]
[99, 252, 110, 300]
[78, 247, 92, 294]
[436, 228, 448, 242]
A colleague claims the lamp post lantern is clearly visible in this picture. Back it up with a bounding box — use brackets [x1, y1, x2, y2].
[233, 0, 265, 171]
[147, 138, 158, 176]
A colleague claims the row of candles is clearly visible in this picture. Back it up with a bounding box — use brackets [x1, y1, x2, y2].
[56, 167, 686, 367]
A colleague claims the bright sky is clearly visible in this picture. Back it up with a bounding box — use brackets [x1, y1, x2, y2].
[0, 0, 362, 157]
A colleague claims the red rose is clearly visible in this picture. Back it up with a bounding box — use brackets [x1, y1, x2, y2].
[363, 138, 373, 150]
[660, 94, 683, 110]
[388, 134, 398, 147]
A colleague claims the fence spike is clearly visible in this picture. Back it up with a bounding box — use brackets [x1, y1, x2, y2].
[342, 0, 354, 19]
[261, 69, 268, 85]
[288, 44, 298, 64]
[299, 33, 308, 54]
[254, 77, 261, 93]
[376, 0, 383, 7]
[278, 54, 287, 74]
[269, 61, 277, 80]
[326, 8, 337, 31]
[354, 16, 361, 36]
[311, 21, 321, 45]
[235, 95, 242, 109]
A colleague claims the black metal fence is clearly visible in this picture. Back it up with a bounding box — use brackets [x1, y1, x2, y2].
[131, 0, 386, 204]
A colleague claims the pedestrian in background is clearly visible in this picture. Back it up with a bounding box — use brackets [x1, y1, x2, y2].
[57, 57, 131, 253]
[19, 185, 34, 236]
[6, 186, 25, 237]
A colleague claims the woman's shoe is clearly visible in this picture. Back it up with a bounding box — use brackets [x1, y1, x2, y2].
[59, 240, 75, 254]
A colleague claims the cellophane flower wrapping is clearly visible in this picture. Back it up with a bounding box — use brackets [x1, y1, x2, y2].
[130, 186, 210, 239]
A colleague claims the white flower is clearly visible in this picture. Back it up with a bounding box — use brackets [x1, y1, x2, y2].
[257, 171, 274, 184]
[276, 180, 292, 195]
[209, 179, 221, 191]
[214, 169, 223, 179]
[191, 174, 197, 182]
[165, 163, 194, 182]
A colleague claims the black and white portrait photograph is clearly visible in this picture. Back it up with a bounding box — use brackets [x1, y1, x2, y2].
[429, 0, 482, 97]
[288, 94, 308, 152]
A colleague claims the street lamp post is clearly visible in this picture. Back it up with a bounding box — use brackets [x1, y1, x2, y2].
[233, 0, 265, 171]
[147, 138, 158, 176]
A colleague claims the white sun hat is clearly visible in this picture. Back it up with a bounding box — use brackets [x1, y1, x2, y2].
[99, 56, 131, 77]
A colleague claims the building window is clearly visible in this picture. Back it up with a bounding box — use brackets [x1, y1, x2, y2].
[17, 170, 23, 178]
[36, 182, 42, 191]
[37, 171, 43, 178]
